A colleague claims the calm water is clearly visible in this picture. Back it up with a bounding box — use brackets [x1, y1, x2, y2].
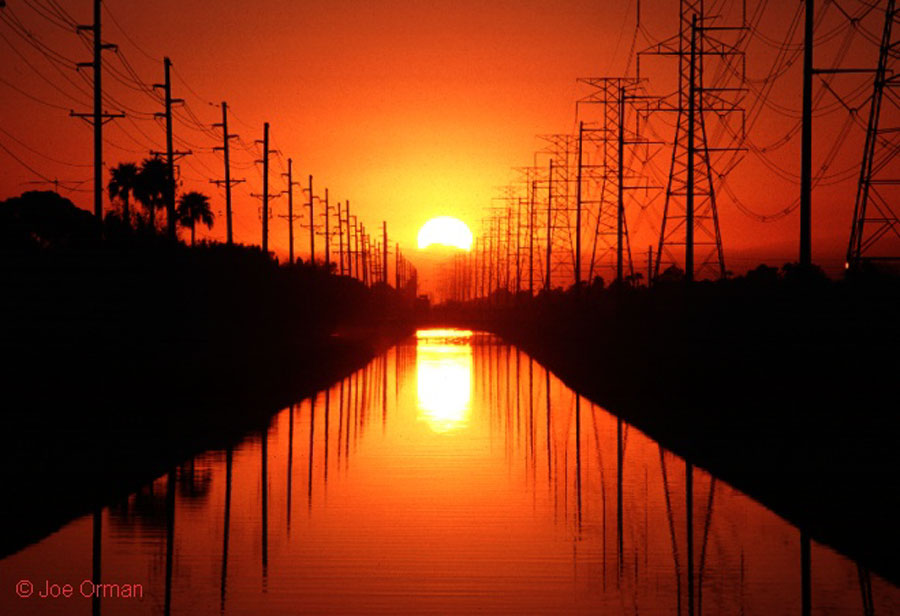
[1, 329, 897, 615]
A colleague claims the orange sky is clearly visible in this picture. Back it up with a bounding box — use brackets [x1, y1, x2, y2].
[0, 0, 892, 276]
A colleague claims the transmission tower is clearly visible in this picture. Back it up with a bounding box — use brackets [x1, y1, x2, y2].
[535, 134, 578, 289]
[640, 1, 747, 281]
[847, 0, 900, 270]
[575, 77, 660, 285]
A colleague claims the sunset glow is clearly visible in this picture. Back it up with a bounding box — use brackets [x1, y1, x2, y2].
[417, 217, 474, 251]
[2, 1, 898, 614]
[416, 330, 473, 432]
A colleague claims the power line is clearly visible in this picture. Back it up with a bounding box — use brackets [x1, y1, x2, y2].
[0, 139, 90, 192]
[0, 126, 91, 167]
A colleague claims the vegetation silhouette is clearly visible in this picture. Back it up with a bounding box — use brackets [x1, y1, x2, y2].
[108, 162, 139, 226]
[134, 156, 172, 229]
[0, 189, 416, 559]
[177, 191, 214, 245]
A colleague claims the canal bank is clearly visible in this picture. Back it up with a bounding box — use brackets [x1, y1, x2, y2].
[430, 280, 900, 586]
[0, 197, 420, 558]
[1, 319, 413, 559]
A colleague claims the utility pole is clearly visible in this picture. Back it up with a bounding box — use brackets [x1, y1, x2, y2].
[505, 207, 512, 293]
[323, 188, 330, 270]
[255, 123, 270, 254]
[546, 159, 553, 292]
[346, 202, 353, 277]
[515, 197, 522, 296]
[282, 158, 296, 263]
[648, 245, 653, 288]
[618, 87, 626, 284]
[487, 219, 495, 299]
[529, 180, 535, 295]
[481, 236, 488, 299]
[212, 102, 243, 246]
[395, 242, 400, 289]
[73, 0, 122, 222]
[154, 57, 186, 240]
[575, 121, 584, 287]
[800, 0, 813, 267]
[382, 222, 388, 286]
[307, 175, 315, 264]
[361, 227, 369, 285]
[354, 218, 361, 280]
[337, 201, 344, 275]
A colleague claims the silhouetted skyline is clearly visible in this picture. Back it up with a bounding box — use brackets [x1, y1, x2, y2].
[0, 0, 893, 275]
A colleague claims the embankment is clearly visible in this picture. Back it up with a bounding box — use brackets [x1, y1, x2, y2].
[432, 277, 900, 585]
[0, 201, 416, 557]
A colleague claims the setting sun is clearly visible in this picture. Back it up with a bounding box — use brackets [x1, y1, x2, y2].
[417, 216, 474, 251]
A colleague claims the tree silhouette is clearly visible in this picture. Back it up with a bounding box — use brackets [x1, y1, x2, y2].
[134, 157, 171, 229]
[108, 163, 139, 225]
[177, 191, 214, 245]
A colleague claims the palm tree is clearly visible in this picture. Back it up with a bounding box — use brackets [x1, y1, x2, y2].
[177, 191, 214, 245]
[108, 162, 139, 225]
[134, 157, 171, 229]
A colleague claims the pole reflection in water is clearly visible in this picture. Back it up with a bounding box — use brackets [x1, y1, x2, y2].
[0, 328, 898, 616]
[91, 506, 101, 616]
[220, 447, 232, 613]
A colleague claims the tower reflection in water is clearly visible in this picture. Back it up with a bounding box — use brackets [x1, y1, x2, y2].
[0, 329, 897, 616]
[415, 329, 473, 433]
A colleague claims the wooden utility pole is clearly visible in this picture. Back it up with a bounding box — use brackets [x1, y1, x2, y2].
[546, 159, 554, 292]
[283, 158, 295, 263]
[487, 219, 494, 298]
[354, 218, 361, 279]
[515, 197, 522, 295]
[160, 58, 182, 239]
[575, 121, 584, 286]
[618, 88, 626, 283]
[361, 225, 368, 285]
[395, 242, 400, 289]
[529, 180, 535, 295]
[473, 241, 479, 299]
[212, 102, 243, 246]
[483, 236, 489, 299]
[337, 201, 344, 275]
[222, 103, 234, 245]
[73, 0, 122, 221]
[91, 0, 104, 220]
[800, 0, 813, 267]
[323, 188, 330, 270]
[345, 202, 353, 277]
[259, 123, 270, 253]
[382, 222, 388, 286]
[307, 175, 315, 264]
[505, 207, 512, 292]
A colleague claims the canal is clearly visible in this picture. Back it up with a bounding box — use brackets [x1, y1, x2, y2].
[1, 329, 897, 615]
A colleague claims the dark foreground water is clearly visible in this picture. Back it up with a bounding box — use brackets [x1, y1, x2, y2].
[1, 329, 897, 615]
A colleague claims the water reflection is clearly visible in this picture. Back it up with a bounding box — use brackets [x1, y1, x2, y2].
[416, 329, 473, 433]
[0, 329, 897, 615]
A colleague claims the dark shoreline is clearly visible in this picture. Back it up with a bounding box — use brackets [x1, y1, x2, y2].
[1, 323, 412, 560]
[427, 280, 900, 586]
[0, 306, 413, 558]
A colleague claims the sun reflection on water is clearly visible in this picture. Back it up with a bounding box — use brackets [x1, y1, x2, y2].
[416, 329, 473, 433]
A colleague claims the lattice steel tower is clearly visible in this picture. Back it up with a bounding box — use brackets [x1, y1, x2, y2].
[641, 1, 746, 281]
[847, 0, 900, 270]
